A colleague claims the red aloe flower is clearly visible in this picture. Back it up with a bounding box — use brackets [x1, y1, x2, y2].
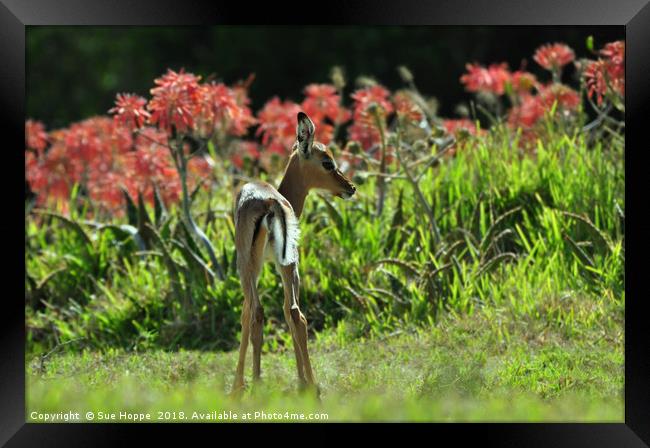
[302, 84, 351, 124]
[135, 126, 168, 148]
[348, 85, 393, 150]
[539, 83, 581, 111]
[604, 42, 625, 98]
[393, 92, 424, 124]
[25, 119, 48, 154]
[510, 71, 538, 95]
[256, 97, 302, 155]
[460, 64, 490, 92]
[126, 142, 174, 182]
[224, 75, 258, 136]
[600, 41, 625, 67]
[231, 141, 260, 169]
[508, 94, 546, 128]
[64, 117, 108, 180]
[228, 84, 257, 137]
[25, 109, 205, 216]
[314, 122, 336, 145]
[148, 69, 201, 135]
[584, 60, 608, 106]
[123, 139, 181, 205]
[194, 82, 256, 138]
[533, 43, 575, 71]
[460, 63, 511, 95]
[26, 140, 75, 208]
[187, 155, 213, 179]
[195, 82, 237, 138]
[347, 122, 382, 152]
[26, 117, 133, 213]
[109, 93, 150, 131]
[87, 171, 130, 214]
[110, 122, 135, 155]
[301, 83, 351, 144]
[350, 85, 393, 121]
[25, 151, 45, 194]
[265, 140, 289, 156]
[442, 119, 483, 137]
[584, 40, 625, 105]
[25, 151, 41, 189]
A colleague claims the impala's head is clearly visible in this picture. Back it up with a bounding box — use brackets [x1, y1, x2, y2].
[294, 112, 356, 199]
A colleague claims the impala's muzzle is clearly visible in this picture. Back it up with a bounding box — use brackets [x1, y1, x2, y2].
[331, 169, 356, 199]
[340, 183, 356, 199]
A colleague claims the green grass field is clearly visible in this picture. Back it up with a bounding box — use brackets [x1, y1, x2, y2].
[28, 293, 623, 422]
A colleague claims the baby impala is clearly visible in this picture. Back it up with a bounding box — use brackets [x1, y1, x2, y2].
[232, 112, 356, 395]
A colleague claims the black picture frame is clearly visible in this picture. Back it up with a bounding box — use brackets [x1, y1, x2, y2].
[3, 0, 648, 445]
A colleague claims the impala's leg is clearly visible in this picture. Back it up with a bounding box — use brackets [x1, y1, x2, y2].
[234, 223, 266, 390]
[280, 286, 306, 386]
[279, 263, 317, 391]
[237, 224, 266, 385]
[292, 308, 316, 387]
[233, 271, 263, 392]
[232, 288, 251, 394]
[250, 285, 264, 382]
[290, 329, 306, 386]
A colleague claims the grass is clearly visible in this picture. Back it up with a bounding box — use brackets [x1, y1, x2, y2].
[27, 297, 623, 422]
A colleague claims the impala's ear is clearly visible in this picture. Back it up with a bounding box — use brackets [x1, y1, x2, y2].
[296, 112, 315, 158]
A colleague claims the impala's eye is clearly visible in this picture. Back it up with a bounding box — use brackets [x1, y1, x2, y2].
[322, 159, 335, 171]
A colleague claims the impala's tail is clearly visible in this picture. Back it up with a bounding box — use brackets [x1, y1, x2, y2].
[234, 183, 300, 268]
[264, 199, 300, 266]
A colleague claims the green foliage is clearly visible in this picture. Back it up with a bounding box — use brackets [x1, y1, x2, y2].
[26, 121, 624, 354]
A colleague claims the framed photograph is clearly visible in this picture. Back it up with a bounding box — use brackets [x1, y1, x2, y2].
[4, 0, 649, 445]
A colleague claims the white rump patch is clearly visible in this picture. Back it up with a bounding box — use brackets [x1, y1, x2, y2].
[236, 183, 270, 213]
